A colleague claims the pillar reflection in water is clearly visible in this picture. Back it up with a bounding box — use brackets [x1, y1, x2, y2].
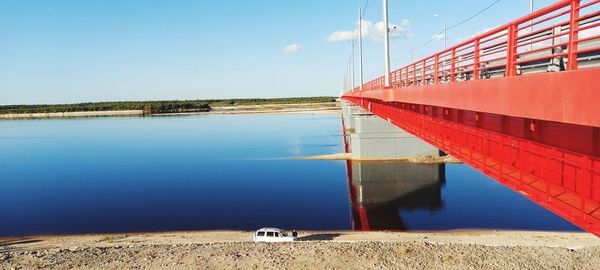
[341, 101, 445, 231]
[346, 160, 445, 231]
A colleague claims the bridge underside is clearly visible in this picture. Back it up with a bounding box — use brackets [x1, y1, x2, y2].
[342, 95, 600, 236]
[341, 0, 600, 235]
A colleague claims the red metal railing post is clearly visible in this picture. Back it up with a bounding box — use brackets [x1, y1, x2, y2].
[474, 39, 480, 80]
[451, 49, 456, 82]
[568, 0, 580, 70]
[412, 63, 417, 86]
[506, 24, 518, 77]
[434, 54, 440, 84]
[422, 60, 427, 85]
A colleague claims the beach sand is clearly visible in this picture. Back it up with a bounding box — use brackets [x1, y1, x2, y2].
[2, 230, 599, 269]
[0, 102, 341, 119]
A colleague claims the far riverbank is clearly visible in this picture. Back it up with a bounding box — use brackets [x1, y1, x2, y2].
[0, 102, 341, 119]
[1, 230, 599, 269]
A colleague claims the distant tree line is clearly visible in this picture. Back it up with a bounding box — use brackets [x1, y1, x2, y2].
[0, 100, 210, 115]
[206, 96, 337, 107]
[0, 96, 337, 115]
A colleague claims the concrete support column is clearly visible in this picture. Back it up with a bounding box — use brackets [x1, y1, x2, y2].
[341, 101, 440, 160]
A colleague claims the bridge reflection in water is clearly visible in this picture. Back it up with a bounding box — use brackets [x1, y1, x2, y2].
[346, 160, 445, 231]
[341, 103, 583, 232]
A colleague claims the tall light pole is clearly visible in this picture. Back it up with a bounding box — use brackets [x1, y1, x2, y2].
[530, 0, 534, 17]
[410, 42, 414, 63]
[358, 8, 364, 91]
[383, 0, 391, 87]
[348, 55, 352, 91]
[343, 65, 348, 92]
[443, 19, 447, 50]
[351, 40, 355, 90]
[529, 0, 534, 51]
[434, 14, 447, 50]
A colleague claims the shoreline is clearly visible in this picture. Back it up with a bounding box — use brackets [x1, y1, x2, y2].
[0, 102, 341, 120]
[2, 230, 599, 269]
[2, 229, 598, 248]
[0, 110, 145, 119]
[297, 153, 462, 163]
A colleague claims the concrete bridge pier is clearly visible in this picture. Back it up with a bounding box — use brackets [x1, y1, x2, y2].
[341, 101, 440, 160]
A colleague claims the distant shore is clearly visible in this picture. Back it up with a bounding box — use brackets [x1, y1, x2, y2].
[0, 102, 341, 119]
[1, 230, 599, 269]
[0, 110, 145, 119]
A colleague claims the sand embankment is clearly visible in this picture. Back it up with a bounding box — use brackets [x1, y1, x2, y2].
[1, 230, 599, 269]
[298, 153, 462, 163]
[0, 110, 144, 119]
[209, 102, 340, 115]
[0, 103, 341, 120]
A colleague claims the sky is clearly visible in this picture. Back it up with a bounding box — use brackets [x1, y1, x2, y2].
[0, 0, 558, 105]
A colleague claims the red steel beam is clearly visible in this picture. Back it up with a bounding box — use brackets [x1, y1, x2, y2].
[343, 96, 600, 237]
[349, 68, 600, 128]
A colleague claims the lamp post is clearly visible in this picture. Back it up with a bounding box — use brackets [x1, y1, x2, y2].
[383, 0, 391, 87]
[410, 42, 414, 63]
[529, 0, 534, 51]
[433, 14, 447, 50]
[358, 8, 364, 91]
[444, 19, 447, 50]
[351, 40, 355, 90]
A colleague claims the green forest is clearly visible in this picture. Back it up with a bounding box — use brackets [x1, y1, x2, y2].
[0, 96, 338, 114]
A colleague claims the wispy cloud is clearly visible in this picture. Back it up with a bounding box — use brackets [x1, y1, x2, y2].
[328, 20, 372, 42]
[372, 19, 412, 41]
[456, 26, 502, 42]
[328, 19, 411, 42]
[432, 33, 445, 41]
[281, 44, 302, 54]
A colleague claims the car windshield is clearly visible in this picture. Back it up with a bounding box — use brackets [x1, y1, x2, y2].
[257, 231, 265, 236]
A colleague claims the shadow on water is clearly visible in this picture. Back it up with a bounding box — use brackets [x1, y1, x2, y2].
[297, 233, 342, 241]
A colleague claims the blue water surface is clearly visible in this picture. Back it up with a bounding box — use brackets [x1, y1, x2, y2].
[0, 114, 581, 236]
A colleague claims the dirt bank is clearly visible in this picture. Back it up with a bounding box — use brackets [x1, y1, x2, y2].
[1, 230, 599, 269]
[0, 103, 341, 120]
[209, 102, 340, 115]
[0, 110, 144, 119]
[298, 153, 462, 163]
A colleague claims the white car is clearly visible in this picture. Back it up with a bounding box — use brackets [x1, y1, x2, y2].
[253, 228, 297, 243]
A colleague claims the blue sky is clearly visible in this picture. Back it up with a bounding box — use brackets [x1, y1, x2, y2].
[0, 0, 557, 105]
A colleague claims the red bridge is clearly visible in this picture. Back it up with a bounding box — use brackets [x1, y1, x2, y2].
[342, 0, 600, 236]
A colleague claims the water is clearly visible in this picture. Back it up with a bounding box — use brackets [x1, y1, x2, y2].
[0, 114, 580, 236]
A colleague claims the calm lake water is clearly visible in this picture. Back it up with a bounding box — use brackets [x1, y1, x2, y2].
[0, 114, 580, 236]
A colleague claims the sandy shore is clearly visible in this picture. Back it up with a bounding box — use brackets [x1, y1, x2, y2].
[0, 110, 144, 119]
[298, 153, 462, 163]
[2, 230, 599, 269]
[0, 103, 341, 120]
[209, 102, 340, 115]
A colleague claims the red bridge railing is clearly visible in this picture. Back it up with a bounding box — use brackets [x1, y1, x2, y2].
[350, 0, 600, 93]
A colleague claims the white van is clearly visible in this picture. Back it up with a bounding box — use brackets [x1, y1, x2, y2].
[253, 228, 297, 243]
